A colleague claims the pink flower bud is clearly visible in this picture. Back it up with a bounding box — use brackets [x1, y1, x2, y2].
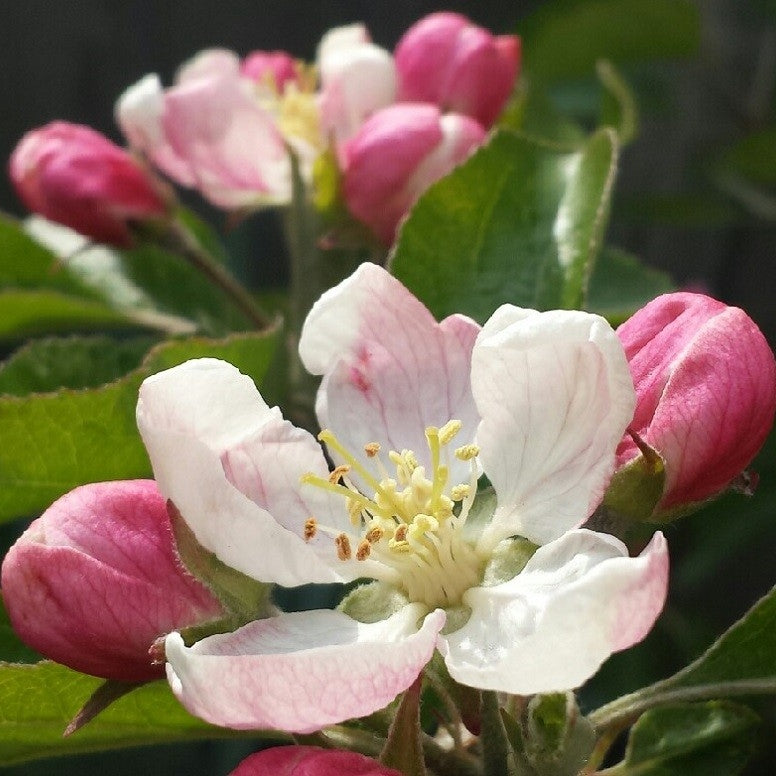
[341, 103, 485, 244]
[395, 12, 521, 128]
[241, 50, 301, 93]
[616, 293, 776, 513]
[230, 747, 402, 776]
[1, 480, 224, 682]
[8, 122, 167, 247]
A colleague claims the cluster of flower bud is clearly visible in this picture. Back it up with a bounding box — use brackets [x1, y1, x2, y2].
[9, 13, 520, 247]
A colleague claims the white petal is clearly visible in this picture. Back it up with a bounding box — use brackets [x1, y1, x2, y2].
[440, 530, 668, 694]
[299, 264, 480, 483]
[137, 359, 349, 587]
[175, 48, 242, 84]
[165, 605, 445, 733]
[473, 307, 635, 548]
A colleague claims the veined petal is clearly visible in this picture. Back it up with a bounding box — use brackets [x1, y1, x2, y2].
[440, 530, 667, 694]
[473, 307, 635, 548]
[163, 71, 291, 208]
[165, 605, 445, 733]
[299, 263, 480, 482]
[137, 359, 348, 587]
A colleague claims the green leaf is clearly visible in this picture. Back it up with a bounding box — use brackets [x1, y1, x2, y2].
[0, 290, 135, 342]
[587, 247, 675, 326]
[499, 79, 587, 146]
[0, 662, 260, 766]
[620, 701, 760, 775]
[390, 128, 618, 323]
[665, 585, 776, 690]
[0, 336, 154, 396]
[520, 0, 700, 84]
[0, 600, 41, 664]
[381, 677, 427, 776]
[0, 328, 279, 524]
[597, 60, 639, 145]
[0, 216, 98, 298]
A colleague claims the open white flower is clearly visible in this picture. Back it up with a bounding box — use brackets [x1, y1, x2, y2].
[136, 263, 668, 733]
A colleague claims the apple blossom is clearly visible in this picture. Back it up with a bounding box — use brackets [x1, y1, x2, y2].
[395, 12, 521, 127]
[0, 480, 224, 682]
[317, 23, 397, 148]
[341, 104, 485, 244]
[230, 746, 401, 776]
[8, 122, 167, 247]
[616, 292, 776, 515]
[116, 49, 296, 208]
[136, 263, 668, 733]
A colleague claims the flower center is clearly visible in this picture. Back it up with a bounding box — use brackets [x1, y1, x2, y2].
[302, 420, 486, 609]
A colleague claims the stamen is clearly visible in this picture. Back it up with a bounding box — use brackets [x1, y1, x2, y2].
[455, 444, 480, 461]
[329, 464, 351, 484]
[318, 429, 386, 497]
[394, 524, 409, 542]
[304, 517, 317, 541]
[451, 484, 470, 501]
[301, 472, 389, 518]
[439, 419, 462, 445]
[335, 533, 352, 561]
[364, 442, 381, 458]
[365, 524, 384, 544]
[356, 540, 371, 561]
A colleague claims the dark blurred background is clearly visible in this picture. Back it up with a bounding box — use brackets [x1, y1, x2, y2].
[2, 0, 776, 773]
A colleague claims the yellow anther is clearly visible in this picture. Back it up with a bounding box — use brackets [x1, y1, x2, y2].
[388, 538, 411, 553]
[329, 464, 351, 484]
[439, 419, 463, 445]
[455, 444, 480, 461]
[411, 514, 439, 536]
[356, 540, 372, 561]
[364, 442, 381, 458]
[451, 484, 471, 501]
[335, 533, 352, 561]
[346, 497, 363, 526]
[304, 517, 317, 541]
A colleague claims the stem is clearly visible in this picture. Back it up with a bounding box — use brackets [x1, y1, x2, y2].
[480, 691, 512, 776]
[588, 677, 776, 732]
[159, 218, 273, 331]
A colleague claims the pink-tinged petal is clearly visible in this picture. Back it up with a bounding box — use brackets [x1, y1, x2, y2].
[137, 359, 349, 587]
[175, 48, 242, 83]
[317, 24, 396, 148]
[165, 605, 444, 733]
[162, 71, 291, 208]
[439, 530, 667, 694]
[1, 480, 224, 682]
[231, 746, 402, 776]
[116, 74, 196, 187]
[617, 293, 776, 510]
[473, 307, 635, 548]
[299, 263, 480, 482]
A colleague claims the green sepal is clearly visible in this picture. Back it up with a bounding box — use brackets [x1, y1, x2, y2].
[168, 501, 274, 625]
[338, 581, 410, 624]
[593, 436, 666, 531]
[524, 693, 596, 776]
[381, 676, 427, 776]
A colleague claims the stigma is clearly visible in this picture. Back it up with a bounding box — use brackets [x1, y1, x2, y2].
[302, 420, 486, 609]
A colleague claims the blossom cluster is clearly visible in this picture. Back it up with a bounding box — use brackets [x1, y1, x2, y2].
[10, 13, 519, 247]
[4, 260, 774, 737]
